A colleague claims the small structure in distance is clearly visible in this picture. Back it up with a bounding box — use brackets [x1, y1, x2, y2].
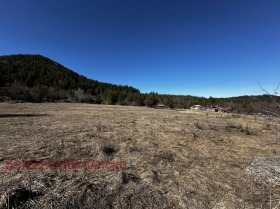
[190, 105, 202, 110]
[156, 103, 166, 109]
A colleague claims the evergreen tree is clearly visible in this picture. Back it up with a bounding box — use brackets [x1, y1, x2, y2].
[144, 92, 159, 107]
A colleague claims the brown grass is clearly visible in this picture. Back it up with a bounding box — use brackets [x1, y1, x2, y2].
[0, 103, 279, 208]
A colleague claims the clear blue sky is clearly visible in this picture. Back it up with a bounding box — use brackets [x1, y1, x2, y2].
[1, 0, 279, 97]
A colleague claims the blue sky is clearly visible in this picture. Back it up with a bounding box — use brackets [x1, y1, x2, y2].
[1, 0, 279, 97]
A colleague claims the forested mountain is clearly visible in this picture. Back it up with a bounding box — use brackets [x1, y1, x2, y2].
[0, 54, 141, 105]
[0, 54, 279, 114]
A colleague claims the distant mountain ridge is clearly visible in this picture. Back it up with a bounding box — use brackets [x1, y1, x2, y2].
[0, 54, 279, 114]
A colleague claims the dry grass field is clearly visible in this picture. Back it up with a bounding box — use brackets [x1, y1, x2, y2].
[0, 103, 279, 208]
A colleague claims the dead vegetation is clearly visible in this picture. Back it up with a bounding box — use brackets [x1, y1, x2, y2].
[0, 103, 280, 208]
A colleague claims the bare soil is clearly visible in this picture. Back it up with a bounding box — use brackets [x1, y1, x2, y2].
[0, 103, 279, 208]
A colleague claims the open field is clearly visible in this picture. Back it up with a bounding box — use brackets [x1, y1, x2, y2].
[0, 103, 279, 208]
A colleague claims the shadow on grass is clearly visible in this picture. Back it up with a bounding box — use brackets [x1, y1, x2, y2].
[0, 113, 48, 118]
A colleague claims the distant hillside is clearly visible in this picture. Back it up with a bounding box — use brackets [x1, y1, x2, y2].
[0, 54, 279, 115]
[0, 54, 141, 104]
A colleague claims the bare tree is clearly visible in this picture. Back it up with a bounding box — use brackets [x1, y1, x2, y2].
[74, 88, 85, 102]
[252, 82, 280, 117]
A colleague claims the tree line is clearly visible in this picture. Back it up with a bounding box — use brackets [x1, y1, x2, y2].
[0, 54, 279, 114]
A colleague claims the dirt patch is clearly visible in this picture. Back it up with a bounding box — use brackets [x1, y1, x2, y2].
[102, 146, 117, 157]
